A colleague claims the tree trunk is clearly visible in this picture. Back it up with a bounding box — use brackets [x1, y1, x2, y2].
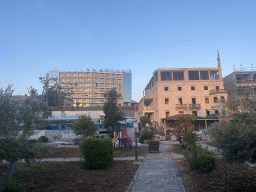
[2, 160, 16, 190]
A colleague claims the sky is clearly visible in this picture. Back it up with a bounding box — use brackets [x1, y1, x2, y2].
[1, 0, 256, 102]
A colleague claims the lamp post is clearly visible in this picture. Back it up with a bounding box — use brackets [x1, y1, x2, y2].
[146, 123, 149, 145]
[134, 123, 138, 161]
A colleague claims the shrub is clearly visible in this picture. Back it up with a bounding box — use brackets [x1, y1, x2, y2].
[139, 129, 155, 143]
[184, 145, 217, 174]
[38, 136, 49, 143]
[80, 137, 114, 169]
[183, 129, 198, 147]
[7, 180, 26, 192]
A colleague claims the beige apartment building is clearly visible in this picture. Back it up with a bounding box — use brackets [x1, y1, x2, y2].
[46, 69, 129, 107]
[138, 66, 228, 129]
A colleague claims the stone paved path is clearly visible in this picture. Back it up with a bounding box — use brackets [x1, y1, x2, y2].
[127, 141, 186, 192]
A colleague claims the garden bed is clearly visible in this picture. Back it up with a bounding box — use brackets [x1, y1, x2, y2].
[169, 145, 256, 191]
[37, 145, 148, 159]
[0, 161, 139, 192]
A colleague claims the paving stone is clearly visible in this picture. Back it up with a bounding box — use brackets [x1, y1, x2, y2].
[127, 141, 186, 192]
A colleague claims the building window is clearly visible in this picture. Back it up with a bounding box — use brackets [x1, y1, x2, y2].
[192, 98, 196, 104]
[191, 86, 195, 90]
[173, 71, 184, 81]
[216, 86, 219, 90]
[178, 98, 182, 104]
[192, 111, 197, 116]
[200, 71, 209, 80]
[215, 110, 219, 115]
[221, 96, 225, 103]
[161, 71, 172, 81]
[179, 111, 184, 115]
[166, 111, 170, 117]
[164, 87, 168, 91]
[204, 86, 208, 90]
[188, 71, 199, 80]
[206, 111, 210, 116]
[165, 98, 169, 104]
[178, 87, 182, 91]
[205, 98, 209, 104]
[214, 97, 218, 103]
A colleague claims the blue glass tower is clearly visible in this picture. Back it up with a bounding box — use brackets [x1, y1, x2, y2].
[123, 70, 132, 105]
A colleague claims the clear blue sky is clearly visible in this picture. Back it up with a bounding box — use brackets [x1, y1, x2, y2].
[1, 0, 256, 102]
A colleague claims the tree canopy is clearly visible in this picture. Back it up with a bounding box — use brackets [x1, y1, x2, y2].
[140, 116, 151, 128]
[208, 82, 256, 164]
[73, 115, 99, 139]
[0, 79, 71, 190]
[176, 114, 195, 131]
[103, 88, 124, 138]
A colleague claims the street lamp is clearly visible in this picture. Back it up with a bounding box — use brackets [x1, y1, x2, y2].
[134, 123, 138, 161]
[145, 123, 149, 145]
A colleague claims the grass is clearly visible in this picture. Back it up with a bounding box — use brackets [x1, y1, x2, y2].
[169, 144, 256, 192]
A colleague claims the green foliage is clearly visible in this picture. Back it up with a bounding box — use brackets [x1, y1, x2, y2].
[139, 116, 151, 128]
[176, 114, 195, 131]
[183, 129, 198, 146]
[0, 84, 61, 190]
[184, 145, 217, 174]
[208, 82, 256, 164]
[6, 180, 26, 192]
[39, 77, 73, 113]
[103, 88, 125, 138]
[80, 137, 114, 169]
[38, 136, 49, 143]
[139, 129, 155, 143]
[73, 115, 98, 139]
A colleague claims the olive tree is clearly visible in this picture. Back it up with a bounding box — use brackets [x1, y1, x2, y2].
[208, 81, 256, 164]
[73, 115, 99, 139]
[0, 79, 72, 190]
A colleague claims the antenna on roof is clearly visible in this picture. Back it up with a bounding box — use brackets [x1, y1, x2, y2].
[217, 50, 221, 68]
[251, 64, 254, 71]
[87, 68, 90, 71]
[80, 69, 83, 71]
[93, 69, 96, 71]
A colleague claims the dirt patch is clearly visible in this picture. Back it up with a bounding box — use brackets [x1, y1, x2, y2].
[0, 161, 139, 192]
[170, 145, 256, 191]
[38, 146, 148, 159]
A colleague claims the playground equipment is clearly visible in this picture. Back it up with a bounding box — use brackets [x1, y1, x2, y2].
[113, 121, 132, 148]
[112, 132, 120, 143]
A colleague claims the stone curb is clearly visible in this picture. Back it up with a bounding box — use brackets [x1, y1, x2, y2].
[1, 156, 145, 164]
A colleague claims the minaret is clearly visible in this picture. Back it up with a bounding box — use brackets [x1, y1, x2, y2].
[217, 50, 221, 68]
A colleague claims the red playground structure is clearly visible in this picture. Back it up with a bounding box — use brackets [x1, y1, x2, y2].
[112, 121, 132, 148]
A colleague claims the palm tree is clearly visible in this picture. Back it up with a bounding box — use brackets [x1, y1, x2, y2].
[176, 115, 195, 143]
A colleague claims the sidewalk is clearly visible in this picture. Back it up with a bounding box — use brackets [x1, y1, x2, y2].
[127, 141, 186, 192]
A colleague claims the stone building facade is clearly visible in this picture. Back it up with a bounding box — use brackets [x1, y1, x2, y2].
[138, 66, 228, 130]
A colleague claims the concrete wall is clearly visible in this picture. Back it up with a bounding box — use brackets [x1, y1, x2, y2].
[45, 130, 82, 142]
[29, 130, 46, 140]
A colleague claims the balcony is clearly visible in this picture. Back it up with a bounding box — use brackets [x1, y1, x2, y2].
[176, 104, 187, 109]
[189, 104, 201, 109]
[210, 89, 227, 95]
[144, 106, 154, 111]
